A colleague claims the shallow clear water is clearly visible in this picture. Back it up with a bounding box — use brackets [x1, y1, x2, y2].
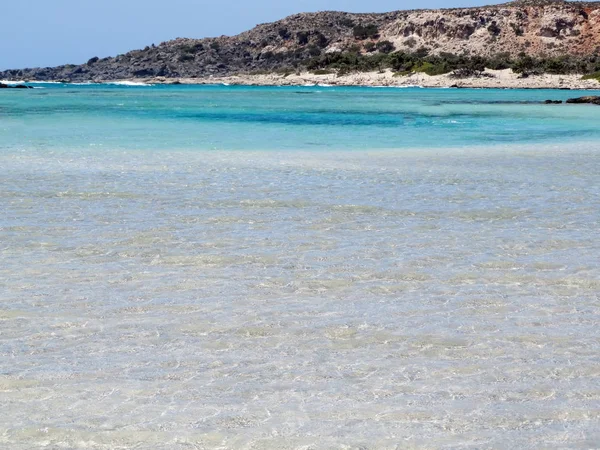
[1, 86, 599, 449]
[2, 84, 600, 150]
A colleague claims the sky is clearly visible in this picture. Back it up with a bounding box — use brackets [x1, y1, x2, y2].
[0, 0, 497, 70]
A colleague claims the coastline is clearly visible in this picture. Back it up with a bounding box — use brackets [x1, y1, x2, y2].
[4, 69, 600, 90]
[142, 68, 600, 90]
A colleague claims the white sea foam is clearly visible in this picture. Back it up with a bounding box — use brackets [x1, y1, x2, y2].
[103, 81, 153, 86]
[367, 84, 425, 88]
[1, 80, 65, 85]
[0, 80, 25, 85]
[42, 80, 153, 87]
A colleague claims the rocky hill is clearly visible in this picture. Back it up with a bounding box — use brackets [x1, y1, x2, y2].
[3, 0, 600, 81]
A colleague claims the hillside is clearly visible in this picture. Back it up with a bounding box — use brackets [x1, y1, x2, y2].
[3, 0, 600, 81]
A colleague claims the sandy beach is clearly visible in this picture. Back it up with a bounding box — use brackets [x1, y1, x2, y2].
[144, 68, 600, 90]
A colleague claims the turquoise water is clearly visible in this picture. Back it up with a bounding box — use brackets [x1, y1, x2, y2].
[1, 85, 599, 449]
[2, 84, 600, 150]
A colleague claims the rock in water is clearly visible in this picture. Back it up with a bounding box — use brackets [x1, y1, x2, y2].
[0, 83, 33, 89]
[544, 100, 563, 104]
[566, 96, 600, 105]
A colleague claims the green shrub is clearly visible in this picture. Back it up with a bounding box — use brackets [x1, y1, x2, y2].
[404, 38, 417, 48]
[487, 52, 512, 70]
[376, 40, 395, 54]
[414, 46, 430, 58]
[339, 18, 355, 28]
[353, 24, 379, 40]
[314, 32, 328, 48]
[364, 42, 376, 52]
[487, 22, 501, 36]
[178, 54, 195, 62]
[278, 28, 291, 40]
[180, 43, 204, 54]
[312, 69, 334, 75]
[544, 57, 570, 74]
[510, 23, 524, 36]
[412, 61, 451, 76]
[511, 54, 535, 73]
[298, 49, 599, 78]
[297, 31, 309, 45]
[582, 71, 600, 81]
[348, 43, 362, 54]
[306, 45, 321, 57]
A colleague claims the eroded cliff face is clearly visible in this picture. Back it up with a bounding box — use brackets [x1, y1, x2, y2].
[2, 0, 600, 81]
[381, 2, 600, 57]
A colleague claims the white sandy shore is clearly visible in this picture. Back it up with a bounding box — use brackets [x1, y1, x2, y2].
[144, 68, 600, 90]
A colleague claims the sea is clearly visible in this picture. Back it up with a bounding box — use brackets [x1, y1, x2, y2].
[1, 83, 599, 449]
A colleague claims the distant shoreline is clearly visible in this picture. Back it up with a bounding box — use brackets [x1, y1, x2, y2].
[144, 69, 600, 90]
[3, 68, 600, 90]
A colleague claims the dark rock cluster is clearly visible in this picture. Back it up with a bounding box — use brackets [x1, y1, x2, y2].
[566, 95, 600, 104]
[0, 83, 33, 89]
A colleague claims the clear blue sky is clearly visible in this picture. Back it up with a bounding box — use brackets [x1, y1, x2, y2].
[0, 0, 497, 70]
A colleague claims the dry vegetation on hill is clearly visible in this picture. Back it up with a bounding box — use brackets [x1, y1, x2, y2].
[3, 1, 600, 82]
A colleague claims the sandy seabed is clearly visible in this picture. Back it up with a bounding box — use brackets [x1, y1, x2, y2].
[1, 144, 599, 449]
